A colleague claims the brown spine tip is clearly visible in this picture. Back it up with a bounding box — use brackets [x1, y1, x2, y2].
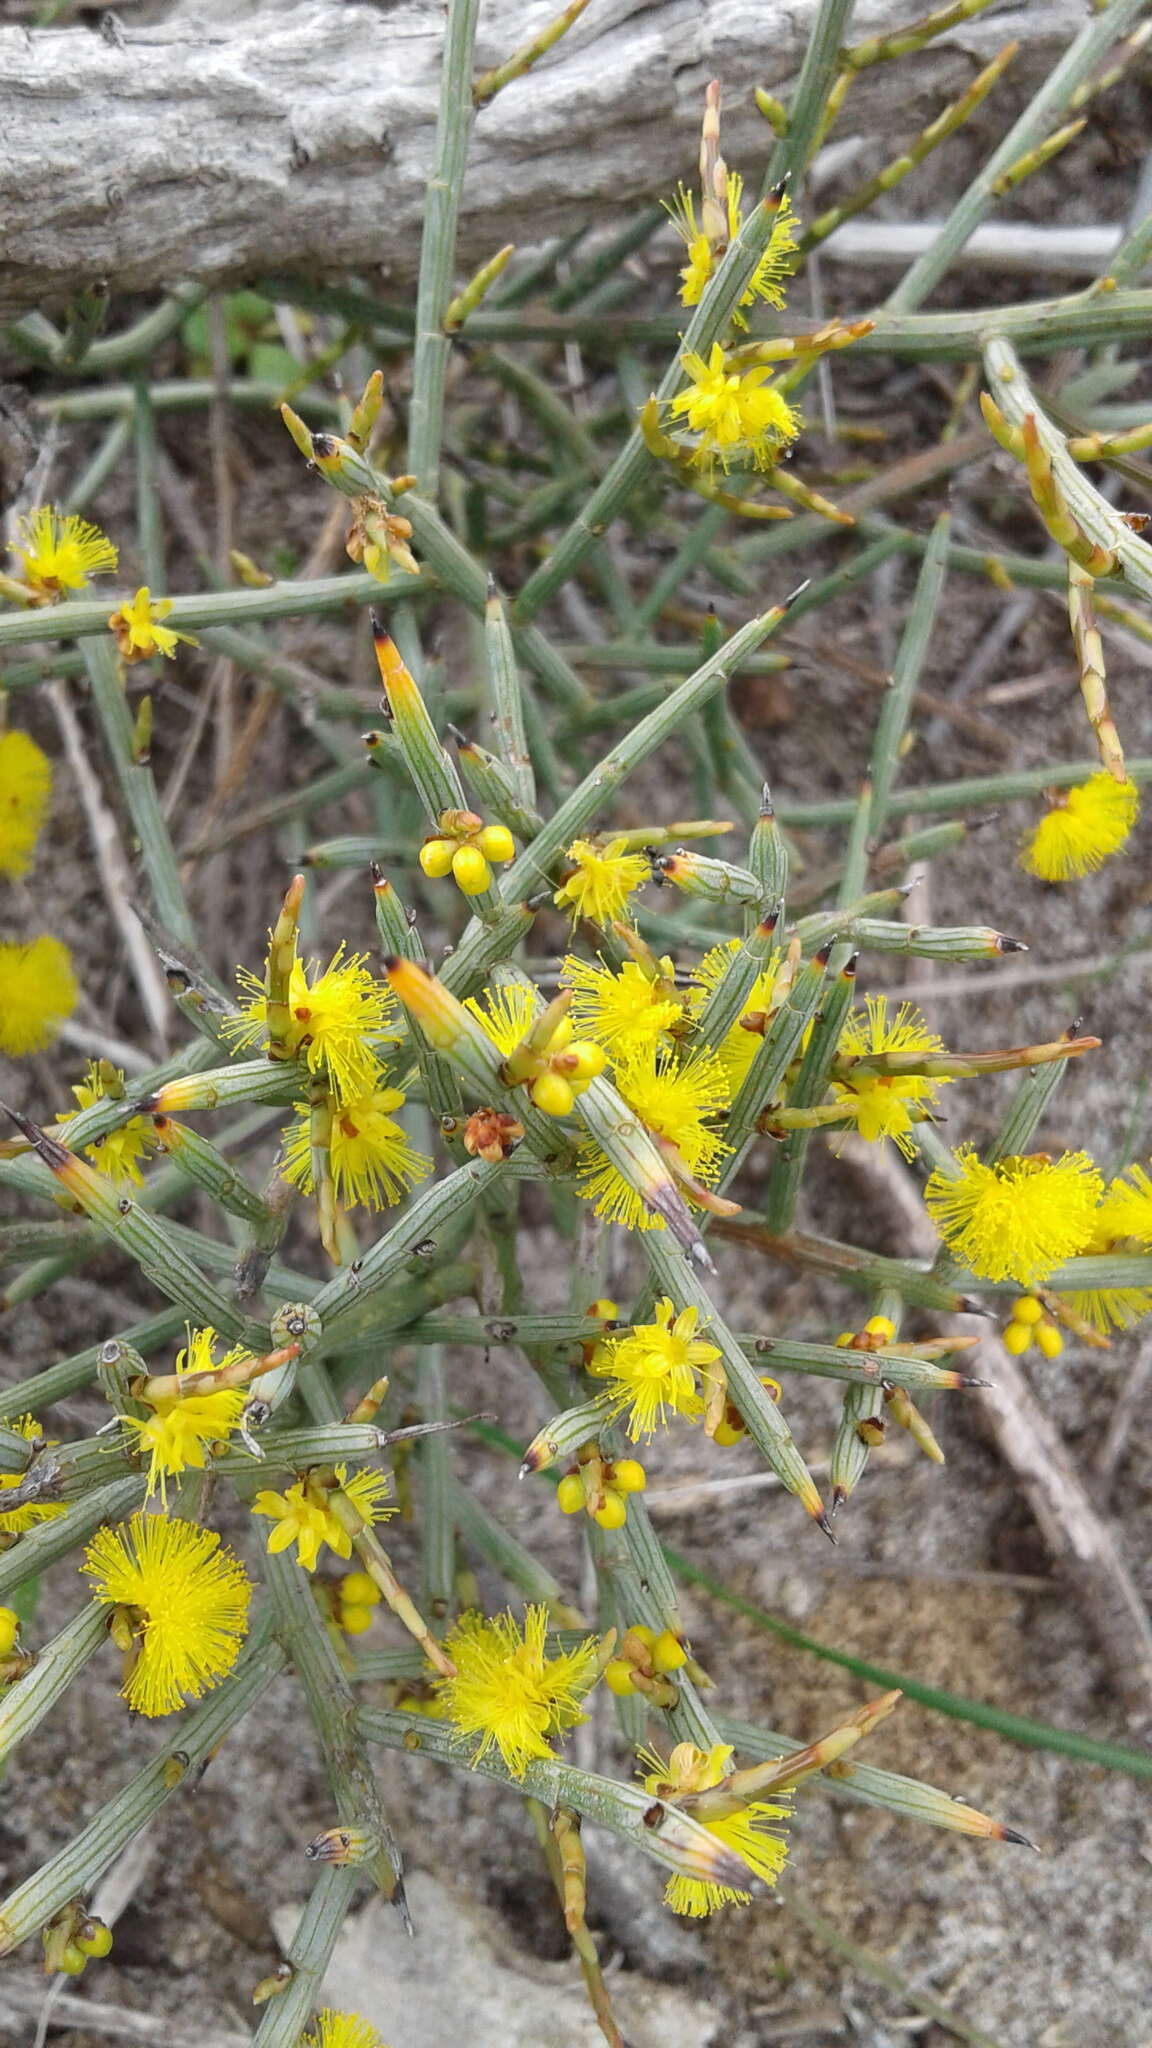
[813, 940, 833, 967]
[759, 782, 774, 817]
[369, 608, 386, 641]
[0, 1103, 72, 1172]
[997, 934, 1029, 954]
[381, 954, 403, 974]
[1002, 1826, 1040, 1850]
[816, 1511, 838, 1545]
[781, 578, 811, 611]
[829, 1488, 846, 1517]
[841, 951, 859, 980]
[311, 432, 337, 457]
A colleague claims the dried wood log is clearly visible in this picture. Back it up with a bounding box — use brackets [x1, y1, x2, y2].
[0, 0, 1088, 319]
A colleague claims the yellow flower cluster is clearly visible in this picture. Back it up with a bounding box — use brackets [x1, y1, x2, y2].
[83, 1512, 251, 1718]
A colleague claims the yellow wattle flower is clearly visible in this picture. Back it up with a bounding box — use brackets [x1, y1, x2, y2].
[0, 728, 52, 878]
[0, 935, 78, 1055]
[82, 1513, 251, 1718]
[252, 1464, 393, 1571]
[302, 2013, 390, 2048]
[563, 952, 685, 1057]
[690, 938, 783, 1092]
[575, 1043, 730, 1231]
[1060, 1161, 1152, 1333]
[669, 343, 801, 473]
[639, 1741, 789, 1917]
[65, 1060, 163, 1187]
[108, 586, 199, 662]
[464, 981, 536, 1055]
[0, 1415, 66, 1536]
[434, 1604, 598, 1778]
[667, 173, 798, 327]
[590, 1298, 720, 1440]
[1020, 773, 1139, 880]
[281, 1085, 431, 1211]
[553, 837, 650, 927]
[13, 506, 118, 597]
[925, 1146, 1102, 1287]
[123, 1328, 253, 1502]
[833, 995, 947, 1157]
[227, 944, 397, 1103]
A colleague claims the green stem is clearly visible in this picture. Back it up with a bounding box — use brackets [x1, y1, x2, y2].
[407, 0, 482, 496]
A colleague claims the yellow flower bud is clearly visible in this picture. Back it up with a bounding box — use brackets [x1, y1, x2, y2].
[565, 1041, 607, 1082]
[76, 1921, 113, 1959]
[531, 1071, 574, 1117]
[652, 1629, 687, 1672]
[342, 1570, 381, 1606]
[593, 1493, 628, 1530]
[612, 1459, 646, 1493]
[864, 1315, 896, 1341]
[420, 838, 457, 879]
[0, 1607, 18, 1656]
[342, 1604, 376, 1636]
[589, 1299, 619, 1322]
[557, 1473, 586, 1514]
[59, 1943, 88, 1976]
[548, 1015, 574, 1052]
[452, 844, 492, 894]
[477, 823, 515, 863]
[1035, 1320, 1064, 1359]
[1011, 1296, 1044, 1326]
[629, 1624, 656, 1650]
[1002, 1320, 1033, 1355]
[604, 1658, 638, 1696]
[713, 1419, 744, 1446]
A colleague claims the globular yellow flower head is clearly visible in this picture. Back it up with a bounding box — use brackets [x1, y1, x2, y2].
[590, 1298, 720, 1440]
[0, 935, 78, 1056]
[925, 1146, 1102, 1287]
[690, 939, 783, 1092]
[465, 982, 605, 1117]
[227, 945, 397, 1103]
[640, 1741, 789, 1917]
[1021, 774, 1139, 881]
[0, 1415, 66, 1536]
[252, 1464, 393, 1572]
[1061, 1161, 1152, 1334]
[13, 506, 118, 598]
[833, 996, 947, 1157]
[0, 728, 52, 878]
[576, 1044, 730, 1231]
[108, 587, 199, 663]
[302, 2013, 390, 2048]
[123, 1328, 253, 1503]
[82, 1512, 251, 1718]
[281, 1085, 431, 1211]
[668, 175, 798, 327]
[553, 837, 650, 927]
[435, 1604, 598, 1778]
[65, 1061, 163, 1188]
[669, 344, 801, 473]
[563, 953, 685, 1058]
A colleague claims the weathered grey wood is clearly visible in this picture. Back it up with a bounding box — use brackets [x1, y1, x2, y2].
[0, 0, 1087, 319]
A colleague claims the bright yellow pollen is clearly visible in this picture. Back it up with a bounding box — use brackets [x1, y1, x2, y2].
[0, 936, 77, 1056]
[301, 2012, 390, 2048]
[553, 837, 650, 927]
[464, 981, 536, 1055]
[669, 343, 801, 473]
[65, 1060, 162, 1187]
[252, 1464, 393, 1572]
[281, 1085, 430, 1211]
[590, 1298, 720, 1440]
[576, 1043, 730, 1231]
[640, 1741, 789, 1917]
[435, 1605, 598, 1778]
[0, 1415, 66, 1537]
[925, 1146, 1102, 1287]
[562, 953, 684, 1056]
[1021, 774, 1139, 880]
[0, 729, 52, 878]
[832, 995, 946, 1157]
[13, 506, 118, 595]
[82, 1512, 251, 1718]
[226, 945, 397, 1103]
[667, 176, 798, 329]
[108, 586, 198, 662]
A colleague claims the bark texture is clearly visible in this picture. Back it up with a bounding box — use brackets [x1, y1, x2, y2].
[0, 0, 1087, 318]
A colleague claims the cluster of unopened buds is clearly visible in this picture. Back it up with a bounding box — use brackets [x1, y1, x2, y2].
[418, 807, 515, 896]
[556, 1442, 647, 1528]
[710, 1373, 781, 1445]
[43, 1905, 113, 1978]
[604, 1622, 691, 1703]
[498, 995, 606, 1117]
[318, 1568, 384, 1637]
[1002, 1295, 1064, 1357]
